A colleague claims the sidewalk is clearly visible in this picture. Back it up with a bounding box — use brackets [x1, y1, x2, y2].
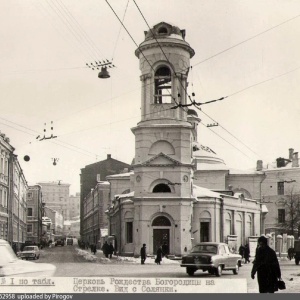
[76, 247, 180, 265]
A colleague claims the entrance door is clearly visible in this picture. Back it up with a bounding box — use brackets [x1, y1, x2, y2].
[153, 229, 169, 253]
[200, 222, 209, 242]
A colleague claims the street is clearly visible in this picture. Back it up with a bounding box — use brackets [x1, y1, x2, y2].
[35, 244, 300, 293]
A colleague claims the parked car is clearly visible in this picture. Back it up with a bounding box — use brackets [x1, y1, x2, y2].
[66, 238, 73, 245]
[20, 245, 40, 260]
[181, 242, 242, 277]
[0, 239, 56, 277]
[55, 239, 64, 246]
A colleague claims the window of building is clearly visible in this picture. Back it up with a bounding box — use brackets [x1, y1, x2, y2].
[278, 209, 285, 223]
[27, 208, 33, 216]
[27, 192, 33, 200]
[126, 222, 133, 243]
[154, 66, 172, 104]
[277, 182, 284, 195]
[27, 224, 33, 232]
[153, 183, 171, 193]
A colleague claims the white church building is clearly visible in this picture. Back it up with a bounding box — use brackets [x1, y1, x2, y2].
[106, 22, 264, 256]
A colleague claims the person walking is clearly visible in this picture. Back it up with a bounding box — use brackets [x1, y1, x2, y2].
[238, 244, 245, 261]
[140, 244, 147, 264]
[102, 241, 109, 258]
[162, 242, 169, 257]
[244, 243, 250, 264]
[92, 244, 97, 255]
[251, 236, 282, 293]
[155, 246, 163, 265]
[108, 242, 115, 259]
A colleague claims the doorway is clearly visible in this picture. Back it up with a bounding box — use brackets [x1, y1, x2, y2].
[200, 222, 210, 242]
[153, 229, 169, 253]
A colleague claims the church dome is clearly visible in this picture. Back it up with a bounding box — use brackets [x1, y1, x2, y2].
[193, 142, 226, 166]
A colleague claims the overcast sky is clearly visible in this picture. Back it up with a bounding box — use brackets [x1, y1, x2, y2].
[1, 0, 300, 195]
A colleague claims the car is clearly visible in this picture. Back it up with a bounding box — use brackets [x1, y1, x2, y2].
[66, 238, 73, 245]
[0, 239, 56, 277]
[55, 239, 64, 246]
[181, 242, 242, 277]
[20, 245, 40, 260]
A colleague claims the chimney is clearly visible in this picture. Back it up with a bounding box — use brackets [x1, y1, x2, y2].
[256, 160, 263, 171]
[289, 148, 294, 160]
[292, 152, 299, 167]
[107, 154, 111, 159]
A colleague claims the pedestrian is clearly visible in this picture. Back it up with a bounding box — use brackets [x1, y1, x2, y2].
[102, 241, 109, 258]
[162, 242, 169, 257]
[155, 246, 163, 265]
[244, 243, 250, 263]
[288, 247, 294, 260]
[92, 244, 97, 255]
[251, 236, 282, 293]
[238, 244, 245, 260]
[140, 243, 147, 264]
[108, 242, 114, 259]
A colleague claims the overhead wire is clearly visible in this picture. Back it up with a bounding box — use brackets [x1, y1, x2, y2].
[111, 0, 130, 61]
[106, 0, 182, 109]
[132, 0, 260, 160]
[187, 12, 300, 72]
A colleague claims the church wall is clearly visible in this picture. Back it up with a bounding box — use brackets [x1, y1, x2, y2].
[132, 198, 192, 256]
[194, 170, 228, 190]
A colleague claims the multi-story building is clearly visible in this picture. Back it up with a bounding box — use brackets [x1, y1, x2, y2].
[81, 181, 110, 244]
[44, 206, 63, 236]
[26, 185, 43, 245]
[37, 181, 70, 221]
[68, 193, 80, 219]
[80, 154, 131, 237]
[1, 132, 28, 250]
[0, 132, 12, 241]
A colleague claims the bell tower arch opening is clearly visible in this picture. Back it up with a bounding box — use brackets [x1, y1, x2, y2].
[154, 66, 172, 104]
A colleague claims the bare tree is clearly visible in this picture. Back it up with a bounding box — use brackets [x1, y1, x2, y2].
[278, 188, 300, 236]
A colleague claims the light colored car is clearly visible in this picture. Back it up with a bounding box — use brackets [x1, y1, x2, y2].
[181, 242, 242, 277]
[20, 245, 40, 260]
[0, 239, 56, 277]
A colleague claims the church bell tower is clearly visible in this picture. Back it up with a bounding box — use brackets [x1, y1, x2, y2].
[131, 22, 196, 255]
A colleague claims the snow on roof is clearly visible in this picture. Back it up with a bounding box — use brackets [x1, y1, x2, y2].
[107, 171, 134, 179]
[262, 205, 268, 213]
[193, 185, 222, 199]
[116, 191, 135, 199]
[229, 168, 264, 175]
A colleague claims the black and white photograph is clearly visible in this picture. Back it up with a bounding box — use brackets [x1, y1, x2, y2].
[1, 0, 300, 295]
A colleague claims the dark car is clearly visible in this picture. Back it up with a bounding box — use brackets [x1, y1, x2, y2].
[55, 239, 64, 246]
[181, 242, 242, 277]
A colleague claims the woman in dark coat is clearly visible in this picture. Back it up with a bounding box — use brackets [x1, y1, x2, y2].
[140, 244, 147, 264]
[251, 236, 281, 293]
[108, 242, 114, 258]
[102, 241, 109, 258]
[155, 246, 163, 265]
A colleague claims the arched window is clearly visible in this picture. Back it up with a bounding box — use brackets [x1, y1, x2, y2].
[152, 216, 171, 226]
[158, 27, 168, 34]
[154, 66, 172, 104]
[153, 183, 171, 193]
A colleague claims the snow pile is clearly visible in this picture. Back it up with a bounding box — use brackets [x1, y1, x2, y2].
[76, 249, 97, 262]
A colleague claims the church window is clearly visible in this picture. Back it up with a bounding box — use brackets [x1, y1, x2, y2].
[158, 27, 168, 34]
[154, 66, 172, 104]
[152, 216, 171, 226]
[277, 182, 284, 195]
[153, 183, 171, 193]
[126, 222, 133, 243]
[278, 209, 285, 223]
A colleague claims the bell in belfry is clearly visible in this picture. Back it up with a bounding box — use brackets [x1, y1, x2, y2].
[98, 66, 110, 79]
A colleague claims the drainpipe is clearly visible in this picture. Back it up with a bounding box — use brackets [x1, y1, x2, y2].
[220, 197, 224, 242]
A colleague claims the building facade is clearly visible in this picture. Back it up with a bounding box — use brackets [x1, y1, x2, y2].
[0, 132, 12, 241]
[106, 22, 263, 256]
[80, 154, 131, 237]
[44, 206, 64, 236]
[81, 181, 110, 244]
[26, 185, 43, 245]
[37, 181, 70, 221]
[68, 193, 80, 219]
